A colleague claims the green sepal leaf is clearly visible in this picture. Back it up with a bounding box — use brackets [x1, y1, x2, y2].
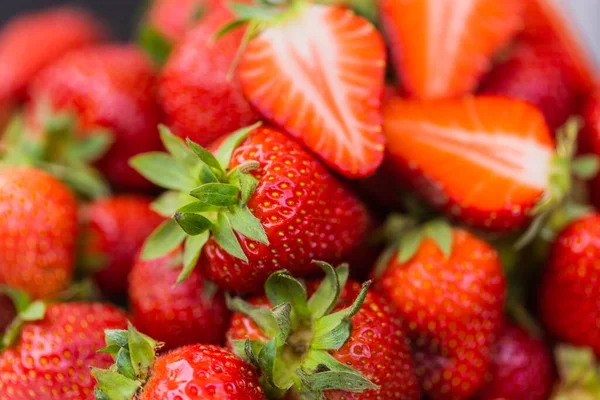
[0, 285, 31, 314]
[215, 122, 262, 169]
[105, 329, 129, 348]
[212, 212, 247, 262]
[227, 205, 269, 244]
[423, 219, 453, 258]
[229, 168, 259, 206]
[159, 125, 198, 170]
[94, 386, 111, 400]
[179, 232, 209, 284]
[141, 219, 186, 261]
[303, 350, 357, 374]
[91, 368, 140, 400]
[69, 130, 113, 163]
[19, 301, 46, 321]
[138, 24, 172, 66]
[303, 370, 379, 393]
[177, 201, 220, 214]
[311, 319, 351, 351]
[174, 212, 212, 236]
[189, 183, 240, 206]
[226, 295, 279, 337]
[271, 303, 292, 343]
[115, 348, 136, 380]
[229, 2, 283, 20]
[186, 138, 224, 175]
[313, 281, 370, 339]
[130, 152, 196, 191]
[198, 163, 220, 183]
[397, 229, 424, 263]
[127, 322, 155, 379]
[257, 338, 279, 388]
[41, 162, 111, 199]
[572, 155, 600, 180]
[265, 270, 311, 325]
[308, 261, 341, 319]
[230, 339, 264, 364]
[151, 191, 191, 217]
[97, 344, 121, 356]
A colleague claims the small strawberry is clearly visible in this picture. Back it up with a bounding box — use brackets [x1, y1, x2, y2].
[380, 0, 523, 99]
[24, 45, 163, 193]
[477, 323, 555, 400]
[0, 292, 128, 399]
[0, 167, 78, 299]
[158, 3, 260, 147]
[226, 262, 421, 399]
[383, 96, 596, 233]
[80, 195, 164, 297]
[229, 1, 386, 177]
[131, 124, 372, 293]
[92, 324, 266, 399]
[0, 7, 105, 109]
[539, 214, 600, 357]
[480, 41, 580, 130]
[129, 247, 230, 351]
[373, 221, 506, 399]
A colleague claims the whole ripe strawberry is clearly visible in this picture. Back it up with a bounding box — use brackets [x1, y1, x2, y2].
[579, 90, 600, 208]
[93, 324, 266, 400]
[159, 3, 260, 147]
[132, 124, 372, 293]
[539, 214, 600, 357]
[0, 167, 77, 299]
[0, 299, 128, 400]
[80, 195, 164, 297]
[129, 247, 230, 351]
[234, 3, 386, 178]
[382, 96, 591, 232]
[380, 0, 523, 99]
[226, 262, 421, 399]
[477, 323, 555, 400]
[480, 41, 580, 130]
[374, 223, 506, 399]
[0, 7, 104, 109]
[26, 45, 162, 192]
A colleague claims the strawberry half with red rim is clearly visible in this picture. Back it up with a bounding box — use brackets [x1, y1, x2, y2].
[0, 288, 128, 399]
[129, 247, 230, 351]
[131, 123, 372, 293]
[383, 96, 598, 233]
[225, 1, 386, 178]
[373, 220, 506, 399]
[226, 261, 421, 399]
[380, 0, 523, 99]
[92, 324, 266, 399]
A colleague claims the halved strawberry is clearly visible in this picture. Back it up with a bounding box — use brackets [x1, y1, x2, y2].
[380, 0, 523, 99]
[237, 4, 386, 178]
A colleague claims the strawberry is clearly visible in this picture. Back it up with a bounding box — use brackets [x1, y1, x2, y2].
[477, 323, 555, 400]
[231, 2, 386, 177]
[539, 214, 600, 357]
[382, 96, 594, 232]
[479, 41, 580, 130]
[131, 124, 372, 293]
[380, 0, 523, 99]
[0, 295, 128, 400]
[374, 222, 506, 399]
[25, 45, 163, 193]
[80, 195, 164, 297]
[0, 167, 78, 299]
[579, 89, 600, 208]
[129, 247, 230, 351]
[226, 262, 421, 399]
[93, 324, 266, 399]
[158, 3, 260, 147]
[0, 7, 104, 110]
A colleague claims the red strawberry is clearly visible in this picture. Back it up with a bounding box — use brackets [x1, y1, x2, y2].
[579, 89, 600, 208]
[480, 41, 580, 130]
[159, 3, 260, 147]
[382, 96, 573, 232]
[0, 300, 128, 399]
[380, 0, 523, 99]
[236, 4, 386, 178]
[26, 45, 162, 192]
[539, 214, 600, 357]
[132, 124, 372, 293]
[80, 195, 164, 297]
[478, 323, 555, 400]
[226, 262, 421, 399]
[374, 224, 506, 399]
[0, 167, 78, 299]
[93, 324, 266, 399]
[129, 248, 230, 351]
[0, 7, 104, 108]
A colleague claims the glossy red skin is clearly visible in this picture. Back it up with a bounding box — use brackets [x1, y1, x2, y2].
[81, 195, 164, 297]
[0, 7, 104, 107]
[480, 41, 580, 130]
[202, 127, 373, 293]
[580, 91, 600, 208]
[27, 45, 163, 191]
[129, 248, 230, 351]
[478, 323, 554, 400]
[0, 167, 78, 299]
[375, 229, 506, 400]
[140, 344, 266, 399]
[227, 281, 422, 400]
[159, 4, 260, 147]
[539, 214, 600, 357]
[0, 303, 128, 400]
[146, 0, 220, 43]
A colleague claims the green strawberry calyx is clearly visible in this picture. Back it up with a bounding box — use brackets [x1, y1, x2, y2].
[0, 101, 113, 199]
[130, 122, 269, 284]
[91, 323, 162, 400]
[0, 285, 47, 350]
[552, 345, 600, 400]
[227, 261, 378, 399]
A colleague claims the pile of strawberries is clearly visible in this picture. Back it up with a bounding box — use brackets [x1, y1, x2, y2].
[1, 0, 600, 399]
